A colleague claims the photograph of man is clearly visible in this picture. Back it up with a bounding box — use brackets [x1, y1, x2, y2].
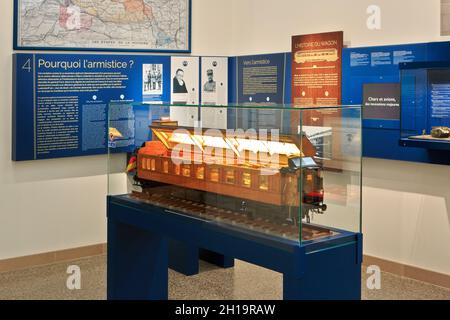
[143, 64, 163, 95]
[173, 68, 188, 93]
[145, 70, 152, 92]
[203, 69, 216, 93]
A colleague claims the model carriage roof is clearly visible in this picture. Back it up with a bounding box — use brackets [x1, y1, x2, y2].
[150, 123, 317, 158]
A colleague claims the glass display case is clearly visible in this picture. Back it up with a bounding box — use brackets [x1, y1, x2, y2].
[400, 63, 450, 148]
[107, 103, 362, 245]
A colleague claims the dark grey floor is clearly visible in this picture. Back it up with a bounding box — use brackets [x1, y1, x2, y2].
[0, 255, 449, 300]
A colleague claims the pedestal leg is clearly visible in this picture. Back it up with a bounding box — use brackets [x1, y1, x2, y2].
[199, 249, 235, 269]
[107, 219, 168, 300]
[169, 239, 199, 276]
[283, 242, 361, 300]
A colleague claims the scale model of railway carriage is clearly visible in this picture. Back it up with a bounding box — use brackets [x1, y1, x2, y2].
[129, 120, 327, 226]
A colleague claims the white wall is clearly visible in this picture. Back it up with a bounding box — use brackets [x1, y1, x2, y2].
[0, 0, 233, 260]
[363, 159, 450, 275]
[230, 0, 449, 55]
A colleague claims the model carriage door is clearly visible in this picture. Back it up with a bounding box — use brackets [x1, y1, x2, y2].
[200, 57, 228, 129]
[170, 56, 200, 127]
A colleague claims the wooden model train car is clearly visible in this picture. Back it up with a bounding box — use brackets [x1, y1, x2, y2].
[133, 122, 327, 223]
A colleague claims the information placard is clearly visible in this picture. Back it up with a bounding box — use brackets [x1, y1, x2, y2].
[235, 53, 286, 130]
[362, 83, 401, 120]
[13, 53, 171, 161]
[291, 31, 343, 107]
[237, 53, 286, 104]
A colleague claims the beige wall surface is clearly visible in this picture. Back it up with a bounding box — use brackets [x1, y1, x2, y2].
[230, 0, 449, 55]
[443, 0, 450, 36]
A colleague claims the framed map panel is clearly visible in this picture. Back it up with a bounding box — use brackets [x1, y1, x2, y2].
[14, 0, 191, 53]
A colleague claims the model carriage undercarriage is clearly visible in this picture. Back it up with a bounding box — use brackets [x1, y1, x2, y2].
[128, 121, 332, 241]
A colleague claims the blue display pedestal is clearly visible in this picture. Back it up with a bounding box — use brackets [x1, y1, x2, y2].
[168, 240, 234, 276]
[107, 195, 362, 300]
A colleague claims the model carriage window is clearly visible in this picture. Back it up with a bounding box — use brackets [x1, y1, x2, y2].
[174, 164, 181, 176]
[259, 175, 269, 191]
[225, 169, 235, 184]
[242, 172, 252, 188]
[210, 168, 220, 182]
[196, 167, 205, 180]
[182, 165, 191, 177]
[151, 159, 156, 171]
[163, 161, 169, 174]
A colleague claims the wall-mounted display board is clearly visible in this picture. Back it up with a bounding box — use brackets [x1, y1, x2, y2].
[170, 56, 199, 127]
[12, 39, 450, 165]
[236, 53, 286, 104]
[200, 57, 229, 129]
[343, 43, 428, 131]
[13, 53, 171, 161]
[235, 53, 287, 130]
[14, 0, 191, 53]
[291, 31, 343, 107]
[201, 57, 228, 106]
[343, 42, 450, 164]
[362, 83, 401, 121]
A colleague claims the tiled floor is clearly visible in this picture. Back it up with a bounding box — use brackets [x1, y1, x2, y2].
[0, 255, 449, 300]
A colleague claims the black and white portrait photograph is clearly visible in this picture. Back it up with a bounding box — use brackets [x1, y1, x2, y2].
[203, 69, 217, 93]
[172, 68, 188, 94]
[143, 64, 163, 95]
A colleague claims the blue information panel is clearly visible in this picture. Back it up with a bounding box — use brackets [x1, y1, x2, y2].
[13, 53, 171, 161]
[343, 44, 428, 108]
[236, 53, 286, 104]
[234, 53, 287, 130]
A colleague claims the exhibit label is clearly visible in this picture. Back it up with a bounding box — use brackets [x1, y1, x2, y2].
[237, 53, 286, 104]
[201, 57, 229, 129]
[363, 83, 401, 120]
[291, 31, 343, 107]
[13, 53, 171, 161]
[236, 53, 287, 130]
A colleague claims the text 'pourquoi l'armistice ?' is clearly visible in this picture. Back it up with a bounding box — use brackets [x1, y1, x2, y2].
[37, 59, 134, 71]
